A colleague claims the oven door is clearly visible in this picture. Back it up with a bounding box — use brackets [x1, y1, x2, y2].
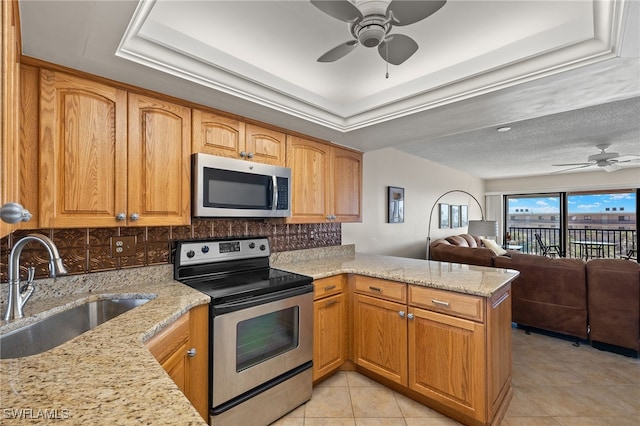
[212, 287, 313, 408]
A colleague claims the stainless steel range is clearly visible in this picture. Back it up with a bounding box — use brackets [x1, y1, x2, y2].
[174, 237, 313, 426]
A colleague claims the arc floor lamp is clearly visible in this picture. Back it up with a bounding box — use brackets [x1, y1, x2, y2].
[426, 190, 498, 259]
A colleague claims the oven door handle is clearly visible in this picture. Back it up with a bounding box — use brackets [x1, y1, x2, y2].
[214, 283, 313, 315]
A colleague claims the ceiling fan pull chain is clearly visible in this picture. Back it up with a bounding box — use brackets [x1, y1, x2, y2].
[385, 42, 389, 79]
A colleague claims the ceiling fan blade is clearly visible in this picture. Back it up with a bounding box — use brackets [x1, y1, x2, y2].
[603, 163, 621, 172]
[318, 40, 358, 62]
[387, 0, 447, 26]
[551, 162, 592, 167]
[310, 0, 363, 23]
[378, 34, 418, 65]
[550, 164, 593, 174]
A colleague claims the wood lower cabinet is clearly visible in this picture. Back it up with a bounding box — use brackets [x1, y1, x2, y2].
[313, 275, 347, 382]
[192, 109, 286, 166]
[146, 304, 209, 421]
[286, 136, 362, 223]
[349, 275, 512, 425]
[353, 276, 408, 385]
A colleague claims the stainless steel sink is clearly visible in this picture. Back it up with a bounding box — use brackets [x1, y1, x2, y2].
[0, 298, 150, 359]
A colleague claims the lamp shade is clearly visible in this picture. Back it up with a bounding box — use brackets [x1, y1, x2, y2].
[467, 220, 498, 237]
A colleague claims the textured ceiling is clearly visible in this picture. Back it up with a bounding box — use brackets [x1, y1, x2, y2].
[17, 0, 640, 179]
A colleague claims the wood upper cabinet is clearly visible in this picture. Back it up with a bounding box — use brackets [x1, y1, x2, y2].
[192, 109, 285, 165]
[1, 0, 21, 237]
[146, 304, 209, 421]
[39, 69, 128, 228]
[286, 135, 362, 223]
[128, 93, 191, 226]
[313, 275, 347, 382]
[331, 146, 362, 222]
[39, 72, 191, 227]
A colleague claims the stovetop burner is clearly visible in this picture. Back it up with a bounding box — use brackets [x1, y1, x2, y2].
[174, 237, 312, 305]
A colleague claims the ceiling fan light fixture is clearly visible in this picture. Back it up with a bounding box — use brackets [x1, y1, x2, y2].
[356, 22, 387, 47]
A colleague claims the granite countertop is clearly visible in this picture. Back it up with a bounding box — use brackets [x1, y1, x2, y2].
[272, 246, 519, 297]
[0, 264, 209, 425]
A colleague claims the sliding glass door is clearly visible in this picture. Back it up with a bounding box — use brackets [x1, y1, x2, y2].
[504, 193, 563, 255]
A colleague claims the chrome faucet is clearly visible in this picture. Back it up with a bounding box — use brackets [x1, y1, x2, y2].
[4, 233, 68, 321]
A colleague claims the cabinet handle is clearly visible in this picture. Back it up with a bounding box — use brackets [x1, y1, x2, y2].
[115, 212, 126, 221]
[399, 311, 405, 318]
[431, 299, 450, 307]
[324, 285, 336, 291]
[369, 286, 382, 293]
[247, 152, 254, 159]
[129, 213, 140, 221]
[240, 151, 247, 158]
[407, 313, 414, 320]
[325, 299, 338, 307]
[187, 348, 197, 357]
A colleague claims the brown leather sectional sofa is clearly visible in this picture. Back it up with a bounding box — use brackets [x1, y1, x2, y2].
[430, 234, 640, 355]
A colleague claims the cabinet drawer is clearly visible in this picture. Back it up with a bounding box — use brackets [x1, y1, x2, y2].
[409, 286, 484, 322]
[355, 276, 406, 303]
[314, 275, 345, 300]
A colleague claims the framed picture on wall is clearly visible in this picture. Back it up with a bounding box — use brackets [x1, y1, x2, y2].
[438, 203, 449, 228]
[450, 205, 460, 228]
[460, 205, 468, 227]
[387, 186, 404, 223]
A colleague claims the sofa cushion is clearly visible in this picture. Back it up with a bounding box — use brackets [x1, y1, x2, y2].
[430, 240, 496, 267]
[481, 238, 507, 256]
[586, 259, 640, 352]
[445, 235, 470, 247]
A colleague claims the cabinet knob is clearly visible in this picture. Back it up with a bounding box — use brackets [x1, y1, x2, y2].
[240, 151, 247, 158]
[115, 212, 126, 221]
[247, 152, 254, 159]
[187, 348, 197, 357]
[399, 311, 405, 318]
[407, 313, 415, 320]
[0, 202, 32, 224]
[129, 213, 140, 221]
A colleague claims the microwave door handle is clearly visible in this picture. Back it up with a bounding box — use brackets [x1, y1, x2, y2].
[272, 175, 278, 211]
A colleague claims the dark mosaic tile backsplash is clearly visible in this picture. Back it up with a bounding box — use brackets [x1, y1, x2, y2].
[0, 219, 341, 283]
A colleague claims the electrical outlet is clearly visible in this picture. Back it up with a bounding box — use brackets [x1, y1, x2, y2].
[111, 236, 137, 257]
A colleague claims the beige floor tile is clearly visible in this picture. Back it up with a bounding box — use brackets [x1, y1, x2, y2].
[504, 387, 551, 417]
[305, 418, 356, 426]
[306, 386, 354, 418]
[317, 371, 349, 387]
[554, 417, 624, 426]
[355, 418, 407, 426]
[393, 392, 447, 418]
[347, 371, 386, 387]
[403, 417, 463, 425]
[350, 386, 403, 418]
[269, 418, 304, 426]
[501, 417, 563, 425]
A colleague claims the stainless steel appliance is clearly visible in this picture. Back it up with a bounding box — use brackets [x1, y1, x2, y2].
[174, 237, 313, 426]
[192, 153, 292, 218]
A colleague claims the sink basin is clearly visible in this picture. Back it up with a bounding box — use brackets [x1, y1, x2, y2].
[0, 298, 150, 359]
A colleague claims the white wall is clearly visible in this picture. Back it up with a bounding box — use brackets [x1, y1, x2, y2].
[485, 168, 640, 194]
[342, 148, 485, 259]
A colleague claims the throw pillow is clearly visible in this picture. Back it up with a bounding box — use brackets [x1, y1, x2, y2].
[481, 238, 507, 256]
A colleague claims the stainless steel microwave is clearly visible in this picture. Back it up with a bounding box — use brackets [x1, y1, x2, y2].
[192, 153, 291, 218]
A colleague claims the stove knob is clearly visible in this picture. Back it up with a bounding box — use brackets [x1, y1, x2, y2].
[202, 245, 210, 253]
[186, 250, 195, 258]
[260, 244, 266, 251]
[249, 242, 256, 249]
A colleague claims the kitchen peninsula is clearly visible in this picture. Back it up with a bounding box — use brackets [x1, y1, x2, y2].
[0, 247, 517, 425]
[273, 245, 519, 426]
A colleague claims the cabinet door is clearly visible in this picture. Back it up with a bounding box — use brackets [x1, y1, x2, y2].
[286, 135, 331, 223]
[245, 124, 286, 166]
[39, 70, 127, 228]
[1, 0, 20, 237]
[192, 109, 245, 159]
[313, 292, 346, 381]
[331, 147, 362, 222]
[128, 93, 191, 226]
[408, 307, 486, 422]
[353, 293, 407, 385]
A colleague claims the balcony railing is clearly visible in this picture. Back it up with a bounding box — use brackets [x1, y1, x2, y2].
[507, 227, 637, 259]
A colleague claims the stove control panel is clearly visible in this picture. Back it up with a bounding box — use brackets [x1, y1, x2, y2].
[177, 237, 270, 265]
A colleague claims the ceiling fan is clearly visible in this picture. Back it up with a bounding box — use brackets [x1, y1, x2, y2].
[552, 144, 640, 173]
[311, 0, 446, 65]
